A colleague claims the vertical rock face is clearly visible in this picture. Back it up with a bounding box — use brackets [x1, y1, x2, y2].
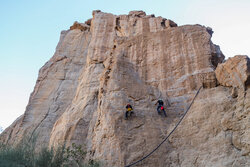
[1, 11, 249, 166]
[1, 28, 91, 145]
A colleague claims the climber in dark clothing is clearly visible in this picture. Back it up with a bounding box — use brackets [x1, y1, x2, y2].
[125, 104, 134, 119]
[155, 99, 167, 117]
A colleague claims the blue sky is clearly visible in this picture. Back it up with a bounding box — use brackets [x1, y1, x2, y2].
[0, 0, 250, 129]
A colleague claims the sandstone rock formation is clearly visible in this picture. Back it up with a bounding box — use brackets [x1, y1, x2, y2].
[1, 10, 249, 167]
[215, 55, 250, 90]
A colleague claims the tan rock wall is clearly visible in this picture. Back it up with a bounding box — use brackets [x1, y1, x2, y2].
[1, 11, 249, 167]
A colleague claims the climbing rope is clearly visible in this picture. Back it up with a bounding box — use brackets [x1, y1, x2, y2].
[125, 86, 203, 167]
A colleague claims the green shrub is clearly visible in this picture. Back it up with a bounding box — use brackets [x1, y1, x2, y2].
[0, 137, 100, 167]
[63, 143, 100, 167]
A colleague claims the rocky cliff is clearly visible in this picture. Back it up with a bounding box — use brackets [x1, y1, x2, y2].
[1, 10, 249, 167]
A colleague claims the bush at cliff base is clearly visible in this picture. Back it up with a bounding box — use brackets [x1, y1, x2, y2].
[0, 136, 100, 167]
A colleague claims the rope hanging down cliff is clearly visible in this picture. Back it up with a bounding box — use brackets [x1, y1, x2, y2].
[125, 86, 203, 167]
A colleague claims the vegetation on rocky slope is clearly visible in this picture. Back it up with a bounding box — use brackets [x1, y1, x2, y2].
[0, 136, 100, 167]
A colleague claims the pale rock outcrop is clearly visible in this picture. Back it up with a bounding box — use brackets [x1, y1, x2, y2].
[1, 27, 92, 145]
[1, 10, 249, 167]
[70, 21, 90, 31]
[215, 55, 250, 90]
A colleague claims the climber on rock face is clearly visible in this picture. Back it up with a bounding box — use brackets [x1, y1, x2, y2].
[125, 103, 134, 119]
[155, 99, 167, 117]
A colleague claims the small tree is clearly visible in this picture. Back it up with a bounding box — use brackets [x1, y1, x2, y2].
[64, 143, 100, 167]
[64, 143, 86, 167]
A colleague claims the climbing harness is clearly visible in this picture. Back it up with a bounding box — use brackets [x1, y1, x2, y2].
[158, 105, 167, 117]
[125, 86, 203, 167]
[127, 108, 132, 112]
[125, 108, 135, 120]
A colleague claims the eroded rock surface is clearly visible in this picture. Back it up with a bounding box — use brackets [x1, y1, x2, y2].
[1, 10, 249, 167]
[216, 55, 250, 90]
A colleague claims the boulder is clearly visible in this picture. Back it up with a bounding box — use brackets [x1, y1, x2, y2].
[215, 55, 250, 90]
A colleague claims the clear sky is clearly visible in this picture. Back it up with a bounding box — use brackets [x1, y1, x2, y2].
[0, 0, 250, 129]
